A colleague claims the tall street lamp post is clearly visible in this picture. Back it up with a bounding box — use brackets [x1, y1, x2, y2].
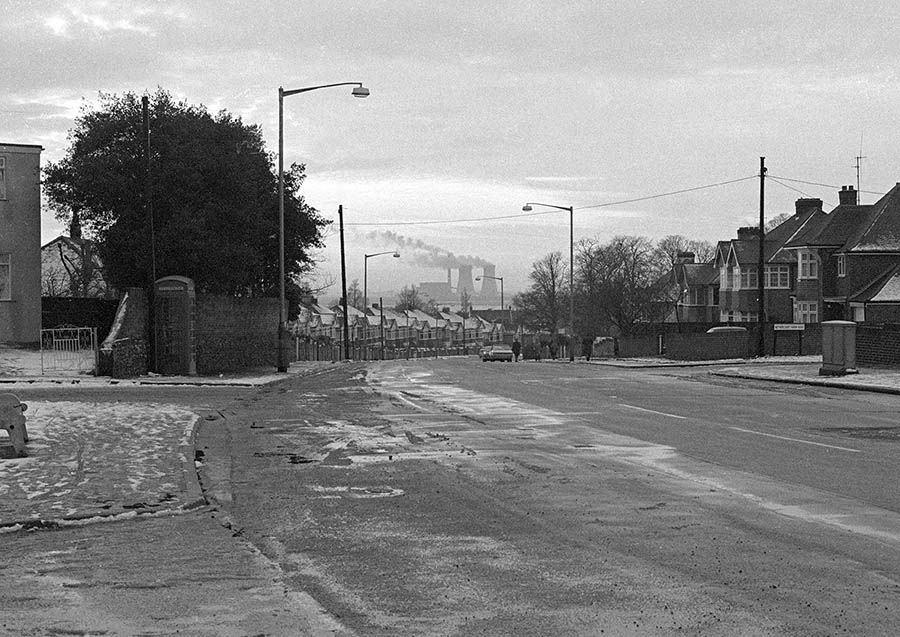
[277, 81, 369, 372]
[363, 250, 400, 311]
[475, 274, 505, 321]
[522, 202, 575, 362]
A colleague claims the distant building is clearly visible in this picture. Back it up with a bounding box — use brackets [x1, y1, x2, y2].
[0, 142, 42, 344]
[41, 212, 113, 298]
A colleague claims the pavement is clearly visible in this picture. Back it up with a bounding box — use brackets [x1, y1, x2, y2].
[0, 347, 332, 532]
[2, 347, 900, 532]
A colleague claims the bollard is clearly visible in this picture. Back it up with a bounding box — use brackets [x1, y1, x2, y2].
[0, 393, 28, 457]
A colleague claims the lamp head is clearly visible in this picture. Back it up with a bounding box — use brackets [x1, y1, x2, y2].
[352, 85, 370, 98]
[522, 204, 533, 212]
[392, 251, 400, 258]
[475, 276, 482, 281]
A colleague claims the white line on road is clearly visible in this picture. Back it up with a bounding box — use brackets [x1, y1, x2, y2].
[729, 427, 861, 453]
[617, 404, 687, 420]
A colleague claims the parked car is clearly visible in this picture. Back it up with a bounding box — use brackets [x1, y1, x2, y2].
[706, 326, 748, 334]
[481, 343, 514, 362]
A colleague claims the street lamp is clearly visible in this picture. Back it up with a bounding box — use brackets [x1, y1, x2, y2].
[475, 274, 504, 320]
[364, 250, 400, 310]
[277, 81, 369, 372]
[522, 202, 575, 362]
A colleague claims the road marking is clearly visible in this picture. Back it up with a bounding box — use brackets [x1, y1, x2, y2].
[729, 427, 861, 453]
[617, 404, 687, 420]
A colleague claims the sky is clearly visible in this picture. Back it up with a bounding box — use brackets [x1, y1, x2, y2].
[4, 1, 900, 303]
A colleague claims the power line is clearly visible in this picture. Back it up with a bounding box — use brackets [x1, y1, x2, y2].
[767, 174, 884, 196]
[345, 175, 758, 227]
[576, 175, 757, 210]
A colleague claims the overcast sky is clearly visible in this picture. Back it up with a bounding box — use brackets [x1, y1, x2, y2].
[4, 1, 900, 300]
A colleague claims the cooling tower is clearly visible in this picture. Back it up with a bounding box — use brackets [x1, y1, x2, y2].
[457, 265, 476, 298]
[480, 265, 499, 299]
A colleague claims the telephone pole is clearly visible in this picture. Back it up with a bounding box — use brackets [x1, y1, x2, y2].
[757, 157, 766, 358]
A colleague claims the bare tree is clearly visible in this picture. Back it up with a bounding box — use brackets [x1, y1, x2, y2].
[395, 284, 425, 311]
[346, 279, 363, 310]
[513, 251, 567, 334]
[41, 235, 110, 298]
[653, 234, 715, 269]
[575, 236, 670, 336]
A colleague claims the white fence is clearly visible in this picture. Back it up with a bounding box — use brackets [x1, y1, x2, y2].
[40, 327, 98, 375]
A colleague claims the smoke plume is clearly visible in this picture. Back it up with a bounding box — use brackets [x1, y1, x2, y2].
[366, 230, 493, 269]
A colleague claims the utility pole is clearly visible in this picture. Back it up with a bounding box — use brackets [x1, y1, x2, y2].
[757, 157, 766, 358]
[339, 205, 350, 361]
[142, 96, 157, 372]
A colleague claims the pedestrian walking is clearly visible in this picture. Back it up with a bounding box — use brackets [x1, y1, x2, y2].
[512, 340, 521, 362]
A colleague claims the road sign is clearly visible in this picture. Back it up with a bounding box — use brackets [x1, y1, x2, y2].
[774, 323, 805, 331]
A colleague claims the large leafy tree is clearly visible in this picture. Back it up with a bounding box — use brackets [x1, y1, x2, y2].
[44, 89, 328, 297]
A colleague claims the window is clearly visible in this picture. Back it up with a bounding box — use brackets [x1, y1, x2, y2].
[795, 301, 818, 323]
[852, 304, 865, 322]
[740, 266, 758, 289]
[799, 251, 818, 280]
[687, 287, 707, 305]
[0, 254, 9, 300]
[719, 266, 730, 290]
[0, 157, 6, 200]
[765, 265, 790, 289]
[837, 254, 846, 278]
[709, 286, 719, 306]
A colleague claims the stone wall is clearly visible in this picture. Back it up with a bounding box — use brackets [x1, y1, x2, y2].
[98, 288, 148, 378]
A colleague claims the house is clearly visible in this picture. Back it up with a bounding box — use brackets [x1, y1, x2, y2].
[0, 143, 42, 345]
[668, 251, 720, 323]
[715, 198, 825, 324]
[785, 183, 900, 323]
[41, 215, 112, 298]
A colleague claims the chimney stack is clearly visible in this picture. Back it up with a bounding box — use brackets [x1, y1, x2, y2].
[795, 197, 823, 217]
[838, 185, 858, 206]
[675, 251, 695, 265]
[737, 226, 760, 241]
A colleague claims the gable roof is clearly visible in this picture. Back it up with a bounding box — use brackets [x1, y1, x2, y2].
[786, 183, 900, 254]
[681, 262, 719, 287]
[718, 204, 826, 266]
[846, 183, 900, 252]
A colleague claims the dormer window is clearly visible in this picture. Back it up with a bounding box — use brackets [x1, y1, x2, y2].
[798, 250, 818, 280]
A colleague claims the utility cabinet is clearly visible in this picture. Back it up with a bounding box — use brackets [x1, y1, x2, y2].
[820, 320, 857, 376]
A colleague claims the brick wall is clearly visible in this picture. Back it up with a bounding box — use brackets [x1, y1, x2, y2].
[666, 331, 749, 360]
[857, 324, 900, 366]
[617, 334, 661, 357]
[195, 294, 280, 374]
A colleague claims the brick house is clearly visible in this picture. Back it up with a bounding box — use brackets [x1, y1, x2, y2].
[0, 143, 42, 345]
[785, 184, 900, 323]
[715, 198, 825, 324]
[669, 251, 720, 323]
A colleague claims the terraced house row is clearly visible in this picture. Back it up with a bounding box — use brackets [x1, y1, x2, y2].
[293, 303, 506, 352]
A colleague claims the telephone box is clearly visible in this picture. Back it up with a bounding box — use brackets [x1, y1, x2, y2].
[154, 276, 197, 376]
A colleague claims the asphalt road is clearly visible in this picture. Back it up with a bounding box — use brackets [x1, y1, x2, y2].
[203, 358, 900, 635]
